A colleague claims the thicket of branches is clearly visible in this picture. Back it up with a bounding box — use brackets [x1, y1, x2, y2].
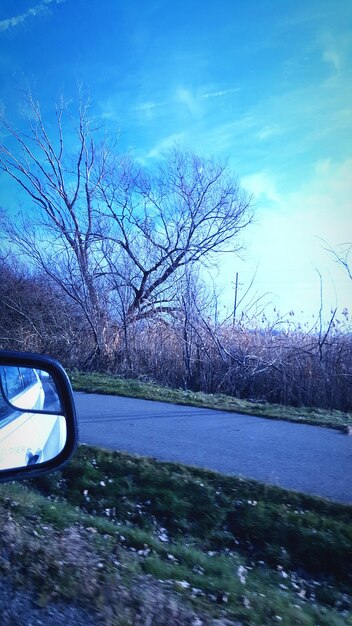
[1, 256, 351, 411]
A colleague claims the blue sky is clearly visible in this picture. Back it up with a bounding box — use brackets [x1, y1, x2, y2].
[0, 0, 351, 324]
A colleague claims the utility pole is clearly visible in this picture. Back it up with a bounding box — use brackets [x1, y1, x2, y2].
[233, 271, 239, 324]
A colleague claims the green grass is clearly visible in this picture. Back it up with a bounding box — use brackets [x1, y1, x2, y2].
[70, 371, 352, 430]
[1, 442, 352, 624]
[0, 444, 346, 624]
[29, 445, 352, 580]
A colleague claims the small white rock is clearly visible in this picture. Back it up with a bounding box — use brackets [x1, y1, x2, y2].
[175, 580, 191, 590]
[243, 596, 251, 609]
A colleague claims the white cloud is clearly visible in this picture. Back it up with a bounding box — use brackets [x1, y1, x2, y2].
[285, 158, 352, 246]
[146, 132, 186, 159]
[323, 47, 341, 72]
[176, 87, 200, 116]
[201, 88, 241, 99]
[321, 33, 342, 73]
[241, 171, 280, 203]
[256, 125, 281, 141]
[0, 0, 64, 32]
[133, 86, 240, 120]
[134, 86, 241, 122]
[235, 158, 352, 320]
[213, 157, 352, 324]
[134, 100, 167, 112]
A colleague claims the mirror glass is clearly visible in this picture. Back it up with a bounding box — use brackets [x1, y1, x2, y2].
[0, 365, 67, 471]
[0, 365, 62, 412]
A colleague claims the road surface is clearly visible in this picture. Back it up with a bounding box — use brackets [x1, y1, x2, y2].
[75, 392, 352, 504]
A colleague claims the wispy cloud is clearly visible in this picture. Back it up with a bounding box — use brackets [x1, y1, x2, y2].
[176, 86, 241, 115]
[201, 88, 241, 99]
[322, 38, 341, 73]
[256, 125, 282, 141]
[279, 5, 336, 28]
[146, 132, 186, 159]
[0, 0, 64, 33]
[241, 171, 280, 203]
[134, 100, 167, 112]
[133, 86, 241, 121]
[235, 157, 352, 320]
[176, 87, 200, 116]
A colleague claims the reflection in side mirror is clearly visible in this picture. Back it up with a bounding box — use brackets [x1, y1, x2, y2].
[0, 365, 62, 413]
[0, 354, 77, 479]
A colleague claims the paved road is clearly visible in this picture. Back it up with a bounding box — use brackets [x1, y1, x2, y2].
[75, 392, 352, 504]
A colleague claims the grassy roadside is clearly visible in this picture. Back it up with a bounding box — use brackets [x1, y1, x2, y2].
[70, 371, 352, 431]
[1, 445, 351, 625]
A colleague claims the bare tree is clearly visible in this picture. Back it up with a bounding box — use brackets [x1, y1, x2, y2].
[0, 93, 253, 367]
[329, 242, 352, 281]
[99, 147, 253, 322]
[0, 93, 118, 367]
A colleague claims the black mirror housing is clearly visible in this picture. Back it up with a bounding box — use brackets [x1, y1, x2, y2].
[0, 350, 78, 482]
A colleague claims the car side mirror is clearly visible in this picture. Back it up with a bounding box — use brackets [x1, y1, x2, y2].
[0, 351, 77, 482]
